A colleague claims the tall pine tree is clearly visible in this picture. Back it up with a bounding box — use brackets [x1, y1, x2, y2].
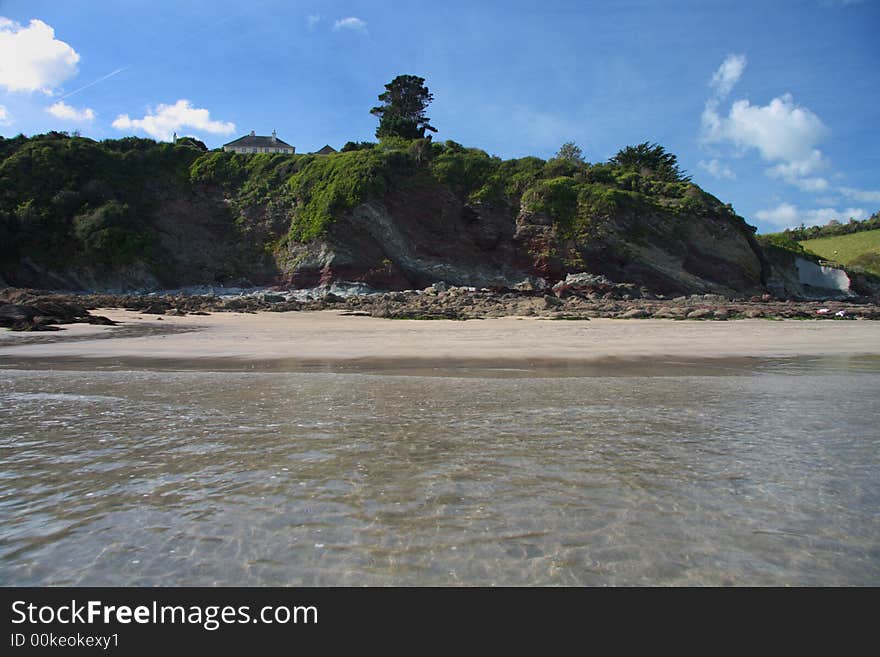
[370, 75, 438, 140]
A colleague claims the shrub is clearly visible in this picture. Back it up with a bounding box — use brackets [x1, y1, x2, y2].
[287, 148, 392, 241]
[757, 233, 807, 255]
[522, 177, 579, 223]
[430, 146, 498, 197]
[73, 202, 154, 265]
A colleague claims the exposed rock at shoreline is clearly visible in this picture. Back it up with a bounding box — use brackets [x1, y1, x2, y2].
[0, 288, 116, 331]
[3, 284, 878, 331]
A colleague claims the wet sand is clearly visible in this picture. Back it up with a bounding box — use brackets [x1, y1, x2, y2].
[1, 309, 879, 366]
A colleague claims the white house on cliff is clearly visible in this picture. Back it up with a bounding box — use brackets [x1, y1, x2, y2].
[223, 130, 295, 154]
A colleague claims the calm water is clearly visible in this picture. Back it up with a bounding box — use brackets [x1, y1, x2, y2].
[1, 355, 878, 586]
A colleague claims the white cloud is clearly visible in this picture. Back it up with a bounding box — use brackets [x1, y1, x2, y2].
[0, 104, 10, 125]
[702, 89, 831, 194]
[698, 158, 736, 180]
[703, 94, 828, 167]
[306, 14, 321, 30]
[112, 99, 235, 141]
[700, 55, 837, 193]
[710, 54, 746, 98]
[755, 202, 867, 229]
[333, 17, 368, 33]
[766, 155, 830, 192]
[755, 203, 800, 228]
[838, 187, 880, 204]
[47, 100, 95, 122]
[0, 18, 80, 94]
[755, 203, 799, 227]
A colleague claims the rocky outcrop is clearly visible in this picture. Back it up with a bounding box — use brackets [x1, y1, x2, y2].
[4, 286, 878, 325]
[513, 197, 764, 297]
[279, 192, 538, 291]
[0, 289, 116, 331]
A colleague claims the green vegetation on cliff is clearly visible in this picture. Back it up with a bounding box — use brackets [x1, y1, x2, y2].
[755, 232, 810, 257]
[185, 135, 709, 248]
[0, 132, 198, 270]
[1, 130, 756, 290]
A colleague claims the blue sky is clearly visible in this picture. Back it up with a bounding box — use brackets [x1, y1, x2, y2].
[0, 0, 877, 233]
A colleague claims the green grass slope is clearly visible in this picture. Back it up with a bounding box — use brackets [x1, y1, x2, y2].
[801, 229, 880, 277]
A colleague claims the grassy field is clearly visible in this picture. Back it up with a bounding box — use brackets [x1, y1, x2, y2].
[801, 228, 880, 276]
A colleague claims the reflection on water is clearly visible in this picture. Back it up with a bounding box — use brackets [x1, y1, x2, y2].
[1, 355, 878, 585]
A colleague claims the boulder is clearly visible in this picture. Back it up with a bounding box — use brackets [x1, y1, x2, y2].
[686, 308, 715, 320]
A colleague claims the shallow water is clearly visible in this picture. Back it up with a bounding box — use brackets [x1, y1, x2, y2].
[1, 355, 878, 585]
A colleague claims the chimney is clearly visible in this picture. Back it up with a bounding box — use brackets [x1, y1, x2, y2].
[250, 130, 255, 137]
[272, 129, 277, 143]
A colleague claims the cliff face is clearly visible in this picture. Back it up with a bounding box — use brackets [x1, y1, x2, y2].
[0, 133, 800, 297]
[279, 182, 537, 290]
[8, 187, 279, 292]
[0, 134, 280, 292]
[280, 186, 765, 296]
[252, 142, 767, 296]
[512, 192, 763, 297]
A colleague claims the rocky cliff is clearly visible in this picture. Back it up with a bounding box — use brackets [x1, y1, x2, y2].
[0, 132, 864, 298]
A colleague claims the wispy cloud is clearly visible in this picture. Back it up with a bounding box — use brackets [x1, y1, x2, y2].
[498, 105, 584, 153]
[709, 54, 746, 99]
[306, 14, 322, 30]
[698, 158, 736, 181]
[781, 176, 830, 193]
[112, 99, 235, 141]
[755, 202, 867, 229]
[838, 186, 880, 203]
[333, 17, 368, 33]
[47, 100, 95, 122]
[0, 104, 10, 126]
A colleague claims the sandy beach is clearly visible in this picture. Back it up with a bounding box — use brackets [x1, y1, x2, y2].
[1, 309, 879, 364]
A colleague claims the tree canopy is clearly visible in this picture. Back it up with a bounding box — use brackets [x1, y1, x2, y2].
[370, 75, 438, 140]
[175, 136, 208, 151]
[609, 142, 690, 182]
[554, 141, 584, 164]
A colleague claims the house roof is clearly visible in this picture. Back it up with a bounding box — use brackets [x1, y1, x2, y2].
[315, 145, 337, 155]
[224, 132, 293, 148]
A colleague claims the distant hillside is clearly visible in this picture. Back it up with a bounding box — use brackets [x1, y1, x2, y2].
[779, 212, 880, 241]
[801, 229, 880, 277]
